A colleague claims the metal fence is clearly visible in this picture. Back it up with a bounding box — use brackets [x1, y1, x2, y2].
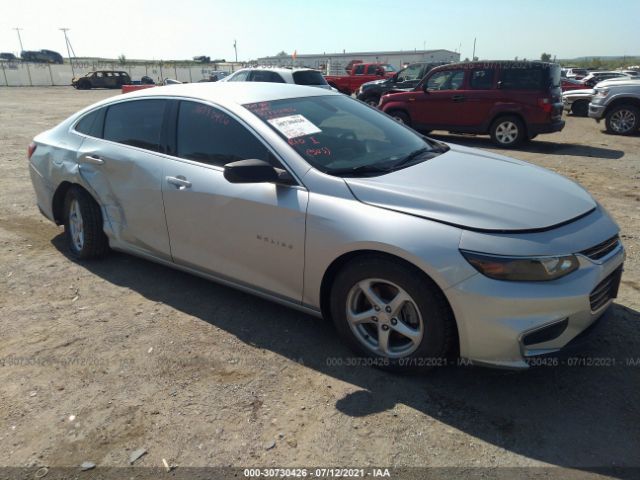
[0, 61, 246, 86]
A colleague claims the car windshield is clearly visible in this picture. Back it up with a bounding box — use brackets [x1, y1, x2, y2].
[381, 64, 396, 72]
[244, 95, 448, 177]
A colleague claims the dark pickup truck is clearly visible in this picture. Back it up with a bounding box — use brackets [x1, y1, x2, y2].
[325, 63, 396, 95]
[356, 62, 446, 106]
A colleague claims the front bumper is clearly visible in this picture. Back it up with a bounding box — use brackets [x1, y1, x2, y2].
[588, 102, 607, 120]
[446, 242, 625, 369]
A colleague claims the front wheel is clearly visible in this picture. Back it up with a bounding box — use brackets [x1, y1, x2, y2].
[363, 96, 380, 107]
[330, 256, 456, 371]
[605, 105, 639, 135]
[490, 115, 525, 147]
[570, 100, 589, 117]
[64, 187, 109, 260]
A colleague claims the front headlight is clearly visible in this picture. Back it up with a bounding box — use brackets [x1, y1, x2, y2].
[460, 251, 579, 282]
[595, 88, 609, 97]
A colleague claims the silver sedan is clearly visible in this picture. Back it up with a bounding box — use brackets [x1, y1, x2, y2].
[28, 83, 625, 370]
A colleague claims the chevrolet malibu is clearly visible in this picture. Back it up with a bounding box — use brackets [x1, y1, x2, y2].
[28, 83, 625, 370]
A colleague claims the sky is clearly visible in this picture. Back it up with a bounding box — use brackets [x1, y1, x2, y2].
[1, 0, 639, 62]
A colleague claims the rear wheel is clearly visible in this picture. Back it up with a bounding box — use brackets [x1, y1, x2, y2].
[64, 187, 109, 260]
[605, 105, 639, 135]
[571, 100, 589, 117]
[330, 256, 456, 371]
[490, 115, 525, 147]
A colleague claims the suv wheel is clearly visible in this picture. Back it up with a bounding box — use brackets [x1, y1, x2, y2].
[388, 110, 411, 127]
[490, 116, 525, 147]
[605, 105, 639, 135]
[330, 256, 455, 371]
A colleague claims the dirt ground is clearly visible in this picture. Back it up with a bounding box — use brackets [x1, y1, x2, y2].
[1, 87, 639, 479]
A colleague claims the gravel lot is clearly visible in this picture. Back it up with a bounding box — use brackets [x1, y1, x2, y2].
[1, 87, 639, 479]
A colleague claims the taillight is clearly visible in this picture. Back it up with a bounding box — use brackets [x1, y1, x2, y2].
[537, 97, 553, 113]
[27, 142, 37, 160]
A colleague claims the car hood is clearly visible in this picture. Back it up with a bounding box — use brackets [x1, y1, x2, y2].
[563, 88, 595, 98]
[596, 78, 640, 88]
[344, 144, 596, 232]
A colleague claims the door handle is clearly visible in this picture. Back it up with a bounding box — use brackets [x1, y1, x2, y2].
[451, 95, 466, 102]
[80, 154, 104, 165]
[166, 176, 192, 189]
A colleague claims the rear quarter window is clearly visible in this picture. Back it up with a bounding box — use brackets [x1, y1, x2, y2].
[292, 70, 328, 86]
[500, 65, 557, 90]
[74, 108, 105, 138]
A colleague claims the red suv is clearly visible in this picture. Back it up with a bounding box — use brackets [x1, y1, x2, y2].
[379, 61, 564, 147]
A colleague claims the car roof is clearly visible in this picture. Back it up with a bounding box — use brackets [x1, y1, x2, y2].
[236, 66, 319, 73]
[118, 82, 337, 105]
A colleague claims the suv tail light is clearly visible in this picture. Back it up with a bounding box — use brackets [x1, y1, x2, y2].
[27, 142, 37, 160]
[537, 97, 553, 113]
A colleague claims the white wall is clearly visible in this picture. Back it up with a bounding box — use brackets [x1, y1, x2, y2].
[0, 61, 245, 86]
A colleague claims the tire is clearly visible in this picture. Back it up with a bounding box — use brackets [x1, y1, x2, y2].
[571, 100, 589, 117]
[363, 95, 380, 107]
[388, 110, 411, 127]
[605, 105, 640, 135]
[329, 255, 456, 372]
[77, 80, 91, 90]
[490, 115, 526, 147]
[63, 186, 109, 260]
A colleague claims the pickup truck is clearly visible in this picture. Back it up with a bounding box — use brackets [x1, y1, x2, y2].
[325, 63, 396, 95]
[588, 78, 640, 135]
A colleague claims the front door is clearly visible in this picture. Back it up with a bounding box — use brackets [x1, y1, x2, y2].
[161, 100, 308, 302]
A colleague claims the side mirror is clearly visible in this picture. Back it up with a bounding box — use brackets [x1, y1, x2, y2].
[224, 159, 279, 183]
[496, 81, 504, 89]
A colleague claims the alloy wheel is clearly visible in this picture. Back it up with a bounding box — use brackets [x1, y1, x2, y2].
[495, 121, 519, 145]
[345, 278, 424, 358]
[68, 199, 84, 252]
[610, 109, 636, 134]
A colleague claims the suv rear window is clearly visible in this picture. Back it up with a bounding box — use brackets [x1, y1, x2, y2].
[292, 70, 328, 86]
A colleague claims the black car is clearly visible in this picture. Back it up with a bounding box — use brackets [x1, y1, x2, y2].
[356, 62, 446, 106]
[0, 52, 17, 61]
[20, 49, 64, 64]
[72, 71, 132, 90]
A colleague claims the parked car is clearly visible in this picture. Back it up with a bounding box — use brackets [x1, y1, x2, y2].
[198, 71, 229, 82]
[561, 78, 588, 92]
[589, 78, 640, 134]
[223, 67, 333, 90]
[325, 63, 396, 95]
[379, 61, 565, 147]
[72, 71, 132, 90]
[20, 49, 63, 64]
[0, 52, 17, 61]
[27, 83, 624, 371]
[581, 71, 630, 87]
[356, 62, 447, 106]
[564, 68, 589, 80]
[563, 88, 595, 116]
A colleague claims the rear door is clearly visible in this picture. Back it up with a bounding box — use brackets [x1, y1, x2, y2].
[161, 100, 308, 302]
[455, 67, 498, 127]
[77, 99, 172, 259]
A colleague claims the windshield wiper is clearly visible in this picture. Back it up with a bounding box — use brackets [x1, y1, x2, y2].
[329, 164, 394, 177]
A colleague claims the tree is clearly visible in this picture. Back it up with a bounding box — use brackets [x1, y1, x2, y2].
[118, 54, 126, 66]
[540, 52, 552, 62]
[275, 51, 288, 57]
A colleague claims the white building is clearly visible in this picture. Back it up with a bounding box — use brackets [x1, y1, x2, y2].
[255, 49, 460, 74]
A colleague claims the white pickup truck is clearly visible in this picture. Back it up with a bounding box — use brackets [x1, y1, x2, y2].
[589, 78, 640, 134]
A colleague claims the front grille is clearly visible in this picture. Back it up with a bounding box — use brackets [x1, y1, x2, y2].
[589, 267, 622, 311]
[580, 235, 620, 261]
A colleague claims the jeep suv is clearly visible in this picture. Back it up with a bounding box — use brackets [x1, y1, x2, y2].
[356, 62, 446, 106]
[72, 71, 132, 90]
[379, 61, 565, 147]
[588, 78, 640, 135]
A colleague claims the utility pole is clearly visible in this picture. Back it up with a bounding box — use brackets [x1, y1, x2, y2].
[233, 40, 238, 63]
[14, 27, 32, 86]
[60, 28, 75, 76]
[472, 37, 477, 60]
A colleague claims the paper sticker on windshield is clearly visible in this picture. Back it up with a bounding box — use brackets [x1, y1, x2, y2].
[267, 114, 321, 139]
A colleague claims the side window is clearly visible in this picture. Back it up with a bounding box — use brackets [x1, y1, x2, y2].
[228, 70, 250, 82]
[103, 100, 166, 152]
[469, 69, 495, 89]
[366, 65, 378, 74]
[500, 68, 544, 90]
[176, 101, 272, 168]
[252, 71, 285, 83]
[96, 72, 103, 78]
[426, 70, 465, 90]
[353, 65, 365, 75]
[74, 108, 105, 137]
[397, 64, 423, 82]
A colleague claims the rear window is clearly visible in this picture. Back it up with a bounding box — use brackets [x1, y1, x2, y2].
[292, 70, 328, 86]
[104, 100, 166, 152]
[500, 64, 559, 90]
